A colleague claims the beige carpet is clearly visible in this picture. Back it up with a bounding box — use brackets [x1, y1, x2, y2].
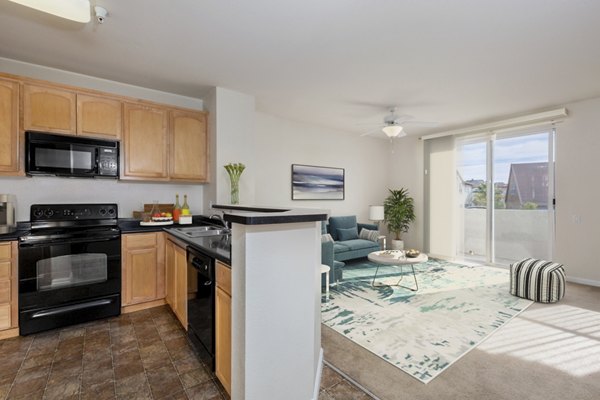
[322, 282, 600, 400]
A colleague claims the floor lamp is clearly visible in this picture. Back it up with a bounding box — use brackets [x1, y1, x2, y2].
[369, 205, 386, 250]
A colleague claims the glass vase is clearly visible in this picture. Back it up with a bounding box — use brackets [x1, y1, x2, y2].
[230, 177, 240, 205]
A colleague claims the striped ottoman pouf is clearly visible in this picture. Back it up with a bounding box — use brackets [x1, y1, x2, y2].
[510, 258, 566, 303]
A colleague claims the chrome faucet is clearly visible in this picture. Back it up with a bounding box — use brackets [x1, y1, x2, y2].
[209, 213, 229, 229]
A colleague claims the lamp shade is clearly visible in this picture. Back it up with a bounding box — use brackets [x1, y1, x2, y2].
[9, 0, 91, 23]
[382, 125, 403, 138]
[369, 205, 384, 221]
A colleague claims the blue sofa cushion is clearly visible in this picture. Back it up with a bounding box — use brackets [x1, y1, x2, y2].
[334, 242, 351, 253]
[337, 227, 359, 241]
[339, 239, 379, 251]
[329, 216, 358, 241]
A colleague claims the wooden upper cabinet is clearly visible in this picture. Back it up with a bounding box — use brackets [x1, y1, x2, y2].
[77, 94, 122, 139]
[122, 103, 168, 180]
[169, 110, 208, 182]
[0, 79, 19, 173]
[23, 84, 76, 134]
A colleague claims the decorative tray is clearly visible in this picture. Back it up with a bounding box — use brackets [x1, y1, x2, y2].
[140, 220, 174, 226]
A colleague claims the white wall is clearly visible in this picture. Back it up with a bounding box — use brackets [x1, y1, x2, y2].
[254, 112, 389, 222]
[387, 135, 425, 250]
[555, 96, 600, 285]
[0, 58, 205, 220]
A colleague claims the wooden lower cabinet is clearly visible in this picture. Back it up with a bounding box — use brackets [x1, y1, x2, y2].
[165, 237, 188, 328]
[215, 261, 232, 395]
[0, 78, 19, 174]
[0, 241, 18, 339]
[121, 232, 165, 309]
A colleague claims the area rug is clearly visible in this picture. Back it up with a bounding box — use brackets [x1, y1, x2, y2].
[321, 258, 533, 383]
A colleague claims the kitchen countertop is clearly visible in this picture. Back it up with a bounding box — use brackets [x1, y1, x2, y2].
[119, 217, 232, 265]
[213, 204, 327, 225]
[0, 222, 31, 242]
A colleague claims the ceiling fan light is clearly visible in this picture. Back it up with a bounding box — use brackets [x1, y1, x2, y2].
[9, 0, 91, 23]
[382, 125, 403, 137]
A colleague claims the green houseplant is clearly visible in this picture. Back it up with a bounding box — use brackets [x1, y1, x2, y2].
[383, 188, 416, 250]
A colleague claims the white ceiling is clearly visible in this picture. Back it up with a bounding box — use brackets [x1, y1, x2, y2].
[1, 0, 600, 136]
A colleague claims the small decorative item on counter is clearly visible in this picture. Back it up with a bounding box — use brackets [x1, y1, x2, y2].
[224, 162, 245, 205]
[150, 200, 160, 218]
[173, 194, 181, 222]
[150, 200, 173, 222]
[178, 214, 192, 224]
[405, 249, 421, 258]
[182, 194, 190, 215]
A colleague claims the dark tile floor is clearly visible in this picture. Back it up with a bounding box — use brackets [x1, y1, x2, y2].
[0, 306, 228, 400]
[0, 305, 371, 400]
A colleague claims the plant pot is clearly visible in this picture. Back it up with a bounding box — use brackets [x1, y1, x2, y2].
[391, 239, 404, 250]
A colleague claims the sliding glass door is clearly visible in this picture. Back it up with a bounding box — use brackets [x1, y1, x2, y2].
[457, 128, 554, 265]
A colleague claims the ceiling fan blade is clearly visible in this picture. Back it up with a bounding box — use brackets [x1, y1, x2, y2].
[401, 120, 439, 126]
[360, 127, 384, 137]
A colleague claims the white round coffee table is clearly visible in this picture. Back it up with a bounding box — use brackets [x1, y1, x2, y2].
[367, 250, 428, 291]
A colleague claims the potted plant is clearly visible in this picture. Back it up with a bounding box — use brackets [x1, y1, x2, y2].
[383, 188, 415, 250]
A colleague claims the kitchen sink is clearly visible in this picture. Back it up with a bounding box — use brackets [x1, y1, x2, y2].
[171, 226, 229, 238]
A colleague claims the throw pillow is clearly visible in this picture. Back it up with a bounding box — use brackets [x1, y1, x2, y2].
[359, 228, 380, 242]
[321, 233, 334, 243]
[337, 227, 359, 241]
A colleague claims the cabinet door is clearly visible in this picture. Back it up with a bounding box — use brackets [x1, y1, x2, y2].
[23, 84, 76, 134]
[0, 79, 19, 173]
[165, 239, 175, 310]
[77, 94, 122, 139]
[215, 286, 232, 395]
[0, 241, 18, 331]
[122, 233, 164, 306]
[122, 103, 168, 180]
[124, 247, 158, 305]
[169, 110, 208, 182]
[174, 244, 187, 328]
[215, 261, 231, 394]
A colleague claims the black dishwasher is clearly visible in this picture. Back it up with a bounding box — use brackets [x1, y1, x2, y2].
[187, 246, 215, 369]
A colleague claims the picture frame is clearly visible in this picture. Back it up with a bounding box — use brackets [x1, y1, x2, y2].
[291, 164, 345, 200]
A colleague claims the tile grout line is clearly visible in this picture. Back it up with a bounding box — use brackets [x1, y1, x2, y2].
[3, 337, 34, 400]
[149, 308, 188, 399]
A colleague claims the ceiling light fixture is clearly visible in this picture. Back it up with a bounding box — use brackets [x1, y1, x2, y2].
[9, 0, 91, 23]
[382, 125, 404, 138]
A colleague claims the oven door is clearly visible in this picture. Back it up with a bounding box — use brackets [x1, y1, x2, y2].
[19, 228, 121, 311]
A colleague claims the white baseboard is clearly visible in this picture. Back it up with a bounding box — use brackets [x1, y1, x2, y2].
[567, 276, 600, 287]
[312, 347, 324, 400]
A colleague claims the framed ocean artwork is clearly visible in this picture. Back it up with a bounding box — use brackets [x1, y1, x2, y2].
[291, 164, 345, 200]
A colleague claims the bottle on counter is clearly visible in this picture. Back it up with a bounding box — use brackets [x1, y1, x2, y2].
[182, 194, 190, 215]
[173, 194, 181, 223]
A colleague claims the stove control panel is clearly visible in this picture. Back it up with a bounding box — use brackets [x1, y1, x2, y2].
[31, 204, 118, 222]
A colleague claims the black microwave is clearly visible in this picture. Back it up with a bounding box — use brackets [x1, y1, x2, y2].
[25, 131, 119, 178]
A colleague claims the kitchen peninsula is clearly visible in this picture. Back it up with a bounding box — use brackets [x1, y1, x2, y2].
[216, 205, 327, 400]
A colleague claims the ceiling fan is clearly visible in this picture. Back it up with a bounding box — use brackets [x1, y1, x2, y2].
[360, 107, 437, 139]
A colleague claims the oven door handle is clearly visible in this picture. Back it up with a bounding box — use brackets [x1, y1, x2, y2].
[19, 234, 121, 247]
[30, 299, 114, 319]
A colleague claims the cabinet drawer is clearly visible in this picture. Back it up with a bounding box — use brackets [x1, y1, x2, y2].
[216, 262, 231, 295]
[0, 303, 10, 330]
[0, 243, 11, 260]
[0, 261, 10, 280]
[0, 280, 10, 304]
[124, 233, 157, 248]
